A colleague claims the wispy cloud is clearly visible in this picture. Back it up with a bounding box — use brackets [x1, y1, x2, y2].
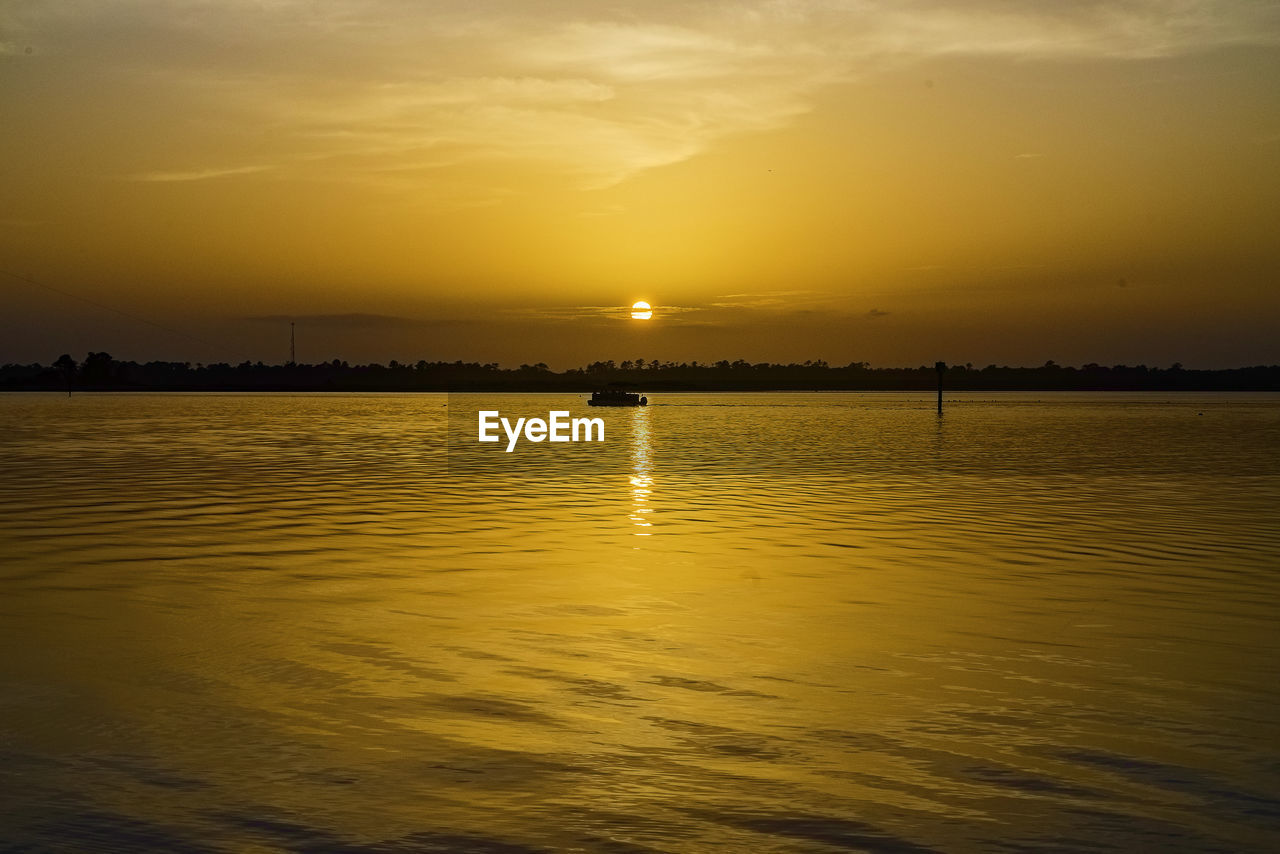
[503, 303, 704, 323]
[129, 165, 274, 183]
[500, 305, 625, 322]
[10, 0, 1280, 197]
[710, 290, 830, 309]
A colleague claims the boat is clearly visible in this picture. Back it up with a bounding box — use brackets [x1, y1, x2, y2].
[588, 389, 647, 407]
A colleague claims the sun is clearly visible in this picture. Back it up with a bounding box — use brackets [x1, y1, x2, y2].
[631, 301, 653, 320]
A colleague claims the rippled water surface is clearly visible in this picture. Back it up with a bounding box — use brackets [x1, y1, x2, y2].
[2, 392, 1278, 852]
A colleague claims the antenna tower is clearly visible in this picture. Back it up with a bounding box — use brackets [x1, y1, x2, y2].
[290, 321, 296, 366]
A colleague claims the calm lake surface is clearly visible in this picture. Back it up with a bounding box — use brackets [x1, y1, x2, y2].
[1, 391, 1278, 852]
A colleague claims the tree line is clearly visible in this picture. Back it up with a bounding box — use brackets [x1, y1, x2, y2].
[1, 353, 1277, 392]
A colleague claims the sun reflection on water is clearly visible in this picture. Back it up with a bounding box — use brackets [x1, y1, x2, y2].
[628, 408, 653, 537]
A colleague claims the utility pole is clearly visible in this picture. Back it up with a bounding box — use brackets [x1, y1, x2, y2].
[935, 361, 946, 414]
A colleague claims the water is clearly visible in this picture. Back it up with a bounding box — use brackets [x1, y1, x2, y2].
[1, 391, 1278, 852]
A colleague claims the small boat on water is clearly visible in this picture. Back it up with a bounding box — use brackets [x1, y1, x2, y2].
[588, 389, 647, 407]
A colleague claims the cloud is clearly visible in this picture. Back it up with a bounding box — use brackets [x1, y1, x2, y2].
[129, 165, 274, 182]
[504, 303, 704, 323]
[710, 290, 833, 310]
[866, 308, 890, 319]
[843, 1, 1280, 61]
[10, 0, 1280, 197]
[500, 305, 624, 322]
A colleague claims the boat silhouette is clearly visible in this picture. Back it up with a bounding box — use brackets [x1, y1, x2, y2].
[588, 389, 647, 407]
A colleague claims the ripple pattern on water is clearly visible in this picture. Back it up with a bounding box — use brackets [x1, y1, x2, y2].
[1, 391, 1279, 851]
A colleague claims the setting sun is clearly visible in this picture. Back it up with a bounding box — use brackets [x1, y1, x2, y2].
[631, 301, 653, 320]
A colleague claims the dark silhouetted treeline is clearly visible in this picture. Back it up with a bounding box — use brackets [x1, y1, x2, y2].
[3, 354, 1278, 392]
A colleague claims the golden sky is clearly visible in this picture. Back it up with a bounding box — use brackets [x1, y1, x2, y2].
[2, 0, 1279, 367]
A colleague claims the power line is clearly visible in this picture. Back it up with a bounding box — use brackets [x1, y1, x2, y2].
[1, 268, 228, 354]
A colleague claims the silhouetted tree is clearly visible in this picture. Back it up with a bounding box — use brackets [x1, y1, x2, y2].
[81, 352, 115, 386]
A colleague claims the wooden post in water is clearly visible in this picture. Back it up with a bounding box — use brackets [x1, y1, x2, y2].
[935, 361, 946, 414]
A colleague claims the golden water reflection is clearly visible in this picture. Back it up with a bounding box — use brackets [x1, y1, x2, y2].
[628, 407, 653, 536]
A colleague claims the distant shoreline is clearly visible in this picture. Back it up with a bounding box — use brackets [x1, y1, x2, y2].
[3, 356, 1278, 393]
[6, 388, 1280, 395]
